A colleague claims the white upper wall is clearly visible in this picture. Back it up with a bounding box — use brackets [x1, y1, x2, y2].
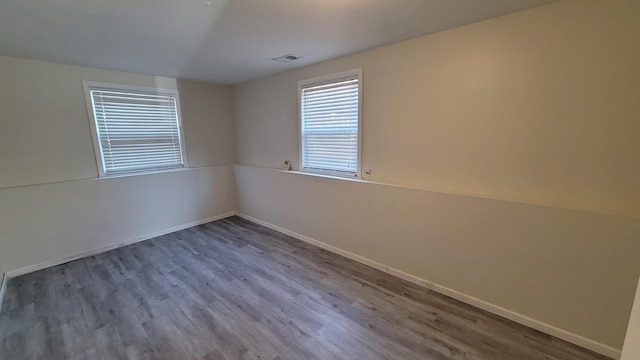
[178, 79, 236, 168]
[232, 0, 640, 218]
[0, 55, 235, 189]
[0, 55, 238, 273]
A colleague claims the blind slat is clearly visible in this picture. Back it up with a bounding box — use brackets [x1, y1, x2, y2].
[301, 75, 359, 175]
[91, 88, 184, 175]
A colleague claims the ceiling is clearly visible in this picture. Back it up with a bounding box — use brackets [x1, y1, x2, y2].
[0, 0, 557, 84]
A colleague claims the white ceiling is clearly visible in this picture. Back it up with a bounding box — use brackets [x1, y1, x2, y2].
[0, 0, 557, 84]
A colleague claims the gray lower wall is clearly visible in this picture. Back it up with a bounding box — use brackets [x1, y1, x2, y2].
[0, 165, 236, 274]
[235, 165, 640, 353]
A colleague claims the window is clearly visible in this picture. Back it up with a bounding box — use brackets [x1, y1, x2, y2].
[83, 82, 187, 176]
[299, 69, 362, 177]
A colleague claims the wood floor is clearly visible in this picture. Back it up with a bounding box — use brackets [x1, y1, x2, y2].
[0, 216, 610, 360]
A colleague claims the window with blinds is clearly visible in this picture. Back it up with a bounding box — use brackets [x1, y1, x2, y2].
[299, 69, 361, 177]
[84, 83, 186, 176]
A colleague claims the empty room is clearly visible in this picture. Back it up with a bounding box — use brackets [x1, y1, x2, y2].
[1, 0, 639, 359]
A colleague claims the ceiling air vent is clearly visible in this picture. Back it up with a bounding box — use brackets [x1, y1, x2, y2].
[272, 54, 303, 63]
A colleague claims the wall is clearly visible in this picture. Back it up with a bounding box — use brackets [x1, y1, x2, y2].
[621, 277, 640, 360]
[0, 256, 4, 297]
[0, 56, 236, 273]
[232, 0, 640, 354]
[233, 0, 640, 218]
[0, 166, 235, 273]
[234, 165, 640, 356]
[0, 256, 4, 315]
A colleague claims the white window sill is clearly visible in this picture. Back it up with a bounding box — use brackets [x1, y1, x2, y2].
[279, 169, 366, 184]
[298, 168, 359, 180]
[98, 166, 189, 180]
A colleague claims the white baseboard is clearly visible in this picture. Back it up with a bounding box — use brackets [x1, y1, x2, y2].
[235, 212, 621, 360]
[0, 273, 7, 316]
[5, 211, 236, 278]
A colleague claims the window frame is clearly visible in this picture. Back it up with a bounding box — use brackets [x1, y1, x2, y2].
[82, 81, 188, 177]
[297, 68, 363, 178]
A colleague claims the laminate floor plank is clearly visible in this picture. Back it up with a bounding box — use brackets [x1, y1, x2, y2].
[0, 216, 610, 360]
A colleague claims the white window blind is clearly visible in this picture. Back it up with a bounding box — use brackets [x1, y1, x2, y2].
[88, 87, 185, 176]
[300, 74, 360, 176]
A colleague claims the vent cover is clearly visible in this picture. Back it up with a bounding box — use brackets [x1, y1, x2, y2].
[272, 54, 303, 63]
